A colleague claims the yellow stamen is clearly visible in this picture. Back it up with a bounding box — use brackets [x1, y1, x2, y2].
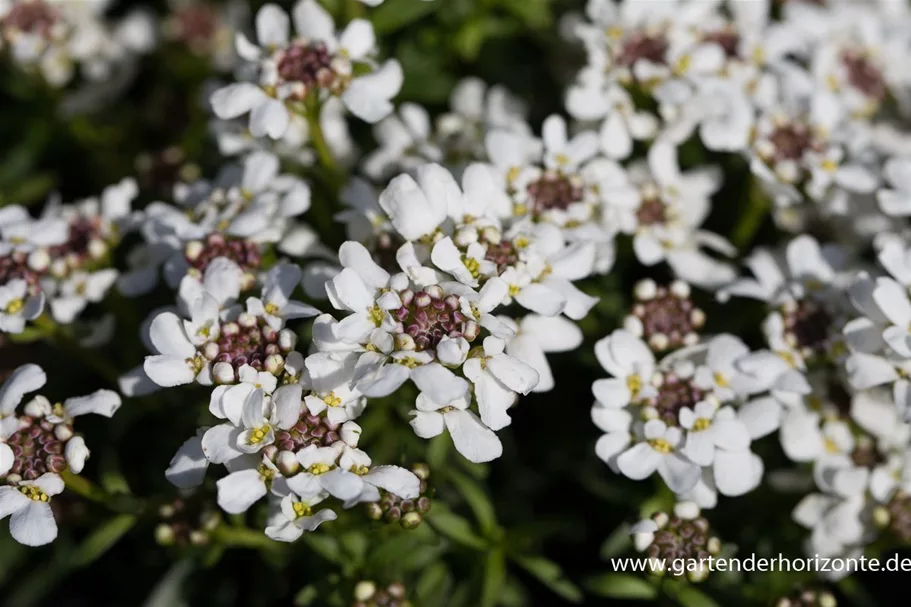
[692, 418, 712, 431]
[19, 486, 49, 502]
[292, 501, 312, 518]
[648, 438, 673, 454]
[323, 391, 342, 408]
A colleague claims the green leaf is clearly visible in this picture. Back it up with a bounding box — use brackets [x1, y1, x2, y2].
[448, 470, 497, 535]
[499, 0, 551, 29]
[480, 549, 506, 607]
[584, 573, 658, 600]
[302, 534, 344, 564]
[674, 586, 723, 607]
[415, 562, 451, 606]
[73, 514, 137, 568]
[339, 531, 367, 564]
[425, 506, 487, 550]
[372, 0, 442, 34]
[293, 585, 319, 606]
[512, 555, 583, 603]
[600, 523, 632, 560]
[142, 559, 193, 607]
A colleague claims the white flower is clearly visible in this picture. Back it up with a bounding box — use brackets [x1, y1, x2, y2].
[210, 1, 402, 137]
[463, 337, 539, 431]
[0, 279, 44, 334]
[500, 315, 583, 392]
[0, 473, 64, 546]
[264, 491, 336, 542]
[216, 455, 285, 514]
[616, 419, 701, 494]
[878, 157, 911, 216]
[592, 329, 657, 410]
[410, 391, 503, 463]
[245, 263, 319, 330]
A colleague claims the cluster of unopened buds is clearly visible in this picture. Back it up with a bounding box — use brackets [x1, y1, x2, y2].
[352, 581, 411, 607]
[629, 502, 722, 583]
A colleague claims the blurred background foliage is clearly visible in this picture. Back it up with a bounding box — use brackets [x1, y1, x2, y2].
[0, 0, 909, 606]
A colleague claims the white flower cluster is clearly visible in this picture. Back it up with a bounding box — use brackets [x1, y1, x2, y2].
[0, 0, 155, 87]
[0, 364, 120, 545]
[0, 178, 139, 333]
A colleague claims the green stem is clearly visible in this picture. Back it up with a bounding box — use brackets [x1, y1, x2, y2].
[345, 0, 367, 21]
[61, 470, 144, 515]
[305, 102, 341, 184]
[212, 525, 282, 554]
[730, 179, 771, 250]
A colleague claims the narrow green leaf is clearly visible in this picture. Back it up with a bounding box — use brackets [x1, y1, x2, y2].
[584, 573, 658, 599]
[372, 0, 441, 34]
[294, 585, 319, 606]
[73, 514, 137, 568]
[480, 549, 506, 607]
[415, 562, 451, 606]
[302, 533, 344, 564]
[425, 506, 487, 550]
[600, 523, 632, 560]
[512, 555, 583, 603]
[449, 470, 497, 535]
[142, 559, 193, 607]
[674, 586, 723, 607]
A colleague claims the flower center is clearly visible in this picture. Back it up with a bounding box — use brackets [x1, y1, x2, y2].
[767, 123, 816, 162]
[781, 299, 833, 360]
[392, 287, 477, 352]
[648, 438, 673, 454]
[0, 252, 45, 288]
[635, 195, 667, 226]
[642, 373, 706, 426]
[842, 50, 886, 101]
[308, 462, 332, 475]
[184, 233, 261, 280]
[275, 411, 341, 452]
[249, 425, 271, 444]
[18, 485, 49, 502]
[212, 316, 282, 371]
[703, 29, 740, 59]
[322, 392, 342, 407]
[483, 240, 521, 274]
[277, 41, 336, 90]
[4, 298, 24, 314]
[292, 501, 312, 518]
[692, 418, 712, 432]
[4, 415, 71, 483]
[616, 32, 669, 67]
[1, 0, 58, 38]
[629, 283, 703, 351]
[526, 172, 583, 215]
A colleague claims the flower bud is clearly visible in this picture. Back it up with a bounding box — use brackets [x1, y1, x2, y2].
[819, 593, 837, 607]
[265, 354, 285, 375]
[24, 395, 52, 418]
[238, 312, 256, 328]
[213, 362, 235, 384]
[354, 581, 376, 602]
[340, 422, 362, 447]
[365, 502, 383, 520]
[279, 329, 297, 351]
[202, 342, 220, 360]
[634, 279, 657, 300]
[394, 333, 416, 351]
[65, 436, 90, 473]
[401, 512, 422, 529]
[184, 241, 204, 260]
[411, 463, 430, 481]
[276, 450, 300, 475]
[28, 249, 50, 272]
[189, 530, 209, 546]
[54, 423, 74, 441]
[88, 238, 108, 260]
[155, 524, 175, 546]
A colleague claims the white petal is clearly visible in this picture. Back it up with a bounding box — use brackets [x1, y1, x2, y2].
[249, 98, 290, 139]
[216, 469, 267, 514]
[365, 465, 420, 498]
[616, 443, 660, 480]
[165, 435, 208, 488]
[444, 409, 503, 463]
[409, 410, 445, 439]
[10, 502, 57, 546]
[149, 312, 195, 357]
[486, 354, 539, 394]
[201, 424, 243, 464]
[64, 389, 121, 418]
[320, 469, 364, 500]
[0, 364, 46, 414]
[256, 3, 289, 47]
[410, 363, 470, 404]
[210, 83, 267, 119]
[657, 453, 702, 494]
[0, 486, 30, 519]
[342, 62, 403, 123]
[714, 450, 762, 496]
[514, 283, 565, 316]
[143, 356, 195, 387]
[339, 19, 375, 60]
[292, 0, 334, 42]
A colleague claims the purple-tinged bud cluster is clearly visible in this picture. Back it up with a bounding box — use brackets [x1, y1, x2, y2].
[775, 589, 838, 607]
[0, 251, 46, 292]
[352, 581, 411, 607]
[392, 286, 478, 352]
[644, 372, 707, 427]
[365, 463, 431, 529]
[210, 315, 294, 374]
[276, 41, 339, 97]
[184, 233, 261, 284]
[167, 3, 219, 55]
[616, 32, 669, 67]
[641, 511, 720, 581]
[526, 171, 583, 215]
[879, 490, 911, 543]
[3, 415, 72, 483]
[275, 412, 342, 454]
[483, 239, 521, 274]
[780, 298, 835, 361]
[155, 494, 222, 548]
[842, 50, 886, 102]
[627, 279, 704, 352]
[1, 0, 58, 39]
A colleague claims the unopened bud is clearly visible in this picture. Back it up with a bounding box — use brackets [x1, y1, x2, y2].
[203, 342, 220, 360]
[425, 285, 443, 300]
[634, 279, 657, 300]
[64, 436, 90, 473]
[278, 329, 296, 351]
[88, 238, 108, 260]
[411, 463, 430, 481]
[265, 354, 285, 375]
[189, 530, 209, 546]
[354, 581, 376, 601]
[401, 512, 422, 529]
[365, 502, 383, 520]
[687, 565, 709, 583]
[185, 241, 204, 260]
[340, 421, 362, 447]
[276, 450, 300, 475]
[54, 424, 74, 441]
[707, 536, 721, 554]
[872, 505, 891, 527]
[24, 395, 52, 418]
[819, 592, 837, 607]
[28, 249, 50, 272]
[388, 582, 406, 599]
[155, 524, 175, 546]
[238, 312, 256, 328]
[213, 362, 235, 384]
[394, 333, 416, 351]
